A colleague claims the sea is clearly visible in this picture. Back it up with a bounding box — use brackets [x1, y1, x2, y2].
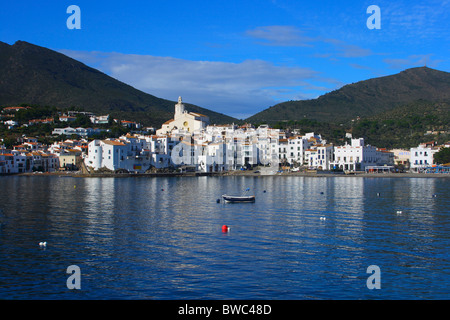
[0, 175, 448, 300]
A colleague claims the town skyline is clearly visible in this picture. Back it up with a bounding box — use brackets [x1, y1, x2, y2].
[2, 97, 449, 175]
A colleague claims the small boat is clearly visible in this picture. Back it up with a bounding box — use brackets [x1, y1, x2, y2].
[222, 194, 256, 203]
[222, 187, 255, 203]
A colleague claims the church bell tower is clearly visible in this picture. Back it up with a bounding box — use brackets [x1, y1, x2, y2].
[174, 96, 185, 120]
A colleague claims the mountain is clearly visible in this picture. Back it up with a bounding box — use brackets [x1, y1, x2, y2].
[0, 40, 237, 127]
[246, 67, 450, 124]
[351, 99, 450, 149]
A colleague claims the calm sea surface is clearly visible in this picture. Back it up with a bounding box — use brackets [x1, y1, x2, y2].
[0, 175, 448, 300]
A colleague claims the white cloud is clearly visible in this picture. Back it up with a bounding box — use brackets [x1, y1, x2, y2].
[383, 54, 443, 69]
[245, 25, 314, 47]
[381, 0, 450, 40]
[323, 39, 373, 58]
[245, 25, 375, 59]
[60, 50, 337, 119]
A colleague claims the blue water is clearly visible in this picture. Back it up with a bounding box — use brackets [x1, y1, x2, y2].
[0, 175, 448, 299]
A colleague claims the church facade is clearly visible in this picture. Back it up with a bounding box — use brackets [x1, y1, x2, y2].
[156, 97, 209, 135]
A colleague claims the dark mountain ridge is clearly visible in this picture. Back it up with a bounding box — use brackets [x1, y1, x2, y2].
[0, 40, 236, 127]
[247, 66, 450, 124]
[1, 40, 449, 130]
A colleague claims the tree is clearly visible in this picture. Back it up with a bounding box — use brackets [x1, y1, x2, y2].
[73, 114, 92, 127]
[434, 147, 450, 165]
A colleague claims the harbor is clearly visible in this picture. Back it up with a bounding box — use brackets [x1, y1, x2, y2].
[1, 174, 448, 299]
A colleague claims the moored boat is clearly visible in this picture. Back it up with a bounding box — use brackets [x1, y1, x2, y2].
[222, 194, 256, 203]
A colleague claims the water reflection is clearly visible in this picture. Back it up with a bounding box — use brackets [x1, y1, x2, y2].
[0, 175, 448, 299]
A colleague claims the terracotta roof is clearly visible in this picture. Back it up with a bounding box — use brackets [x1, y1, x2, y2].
[102, 140, 126, 146]
[190, 112, 208, 118]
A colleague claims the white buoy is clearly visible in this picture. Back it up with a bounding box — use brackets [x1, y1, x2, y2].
[320, 217, 326, 221]
[396, 210, 402, 214]
[39, 242, 47, 247]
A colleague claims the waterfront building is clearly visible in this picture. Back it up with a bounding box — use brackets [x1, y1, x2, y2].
[0, 150, 59, 173]
[377, 148, 395, 168]
[286, 135, 309, 166]
[391, 149, 411, 167]
[330, 138, 387, 171]
[85, 139, 128, 172]
[410, 141, 440, 172]
[305, 144, 334, 170]
[84, 134, 179, 173]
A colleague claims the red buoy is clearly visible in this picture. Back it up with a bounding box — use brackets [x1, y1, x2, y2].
[222, 225, 229, 232]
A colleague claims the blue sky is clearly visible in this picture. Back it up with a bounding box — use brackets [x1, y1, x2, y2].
[1, 0, 449, 119]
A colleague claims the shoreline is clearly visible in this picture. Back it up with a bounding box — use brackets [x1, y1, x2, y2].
[14, 171, 450, 178]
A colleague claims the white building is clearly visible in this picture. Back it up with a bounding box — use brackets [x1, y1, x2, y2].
[52, 127, 106, 137]
[90, 115, 110, 124]
[52, 127, 77, 136]
[4, 120, 18, 129]
[156, 97, 209, 135]
[84, 134, 179, 173]
[330, 138, 383, 171]
[305, 144, 334, 170]
[410, 141, 440, 171]
[0, 150, 59, 173]
[286, 135, 312, 166]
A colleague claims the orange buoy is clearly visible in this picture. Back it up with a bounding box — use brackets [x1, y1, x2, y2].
[222, 225, 229, 232]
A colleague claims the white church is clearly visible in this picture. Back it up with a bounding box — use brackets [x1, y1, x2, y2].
[156, 97, 209, 135]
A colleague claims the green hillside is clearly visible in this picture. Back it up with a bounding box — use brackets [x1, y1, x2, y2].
[0, 41, 237, 127]
[266, 100, 449, 149]
[351, 100, 449, 149]
[247, 67, 450, 124]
